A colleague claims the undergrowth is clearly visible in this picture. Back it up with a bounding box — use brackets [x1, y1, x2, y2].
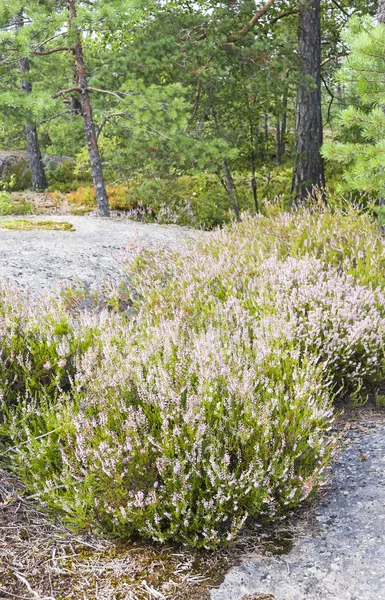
[1, 206, 385, 549]
[0, 192, 33, 216]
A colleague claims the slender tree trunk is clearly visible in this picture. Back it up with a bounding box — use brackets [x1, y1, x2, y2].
[211, 104, 241, 221]
[15, 11, 48, 192]
[222, 159, 241, 222]
[20, 57, 48, 191]
[280, 85, 288, 160]
[275, 119, 281, 164]
[67, 0, 110, 217]
[264, 113, 269, 159]
[292, 0, 325, 201]
[249, 124, 259, 213]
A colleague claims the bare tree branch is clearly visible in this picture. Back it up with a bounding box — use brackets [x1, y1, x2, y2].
[53, 86, 125, 100]
[52, 86, 81, 98]
[33, 46, 72, 56]
[87, 87, 124, 101]
[331, 0, 350, 18]
[33, 32, 67, 52]
[39, 111, 72, 125]
[269, 7, 299, 25]
[321, 52, 349, 67]
[96, 112, 125, 139]
[229, 0, 277, 42]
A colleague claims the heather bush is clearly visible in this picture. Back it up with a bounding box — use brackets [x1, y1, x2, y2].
[5, 306, 336, 548]
[205, 207, 385, 289]
[124, 247, 385, 393]
[0, 284, 97, 408]
[1, 207, 385, 549]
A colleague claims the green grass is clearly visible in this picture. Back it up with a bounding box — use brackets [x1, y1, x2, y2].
[0, 219, 74, 231]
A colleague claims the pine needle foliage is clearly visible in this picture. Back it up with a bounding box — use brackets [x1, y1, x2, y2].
[323, 17, 385, 196]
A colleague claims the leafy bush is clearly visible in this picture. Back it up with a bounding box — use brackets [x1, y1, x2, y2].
[0, 192, 33, 215]
[2, 282, 337, 548]
[1, 207, 385, 549]
[64, 174, 266, 229]
[46, 159, 80, 193]
[64, 177, 234, 228]
[0, 162, 32, 192]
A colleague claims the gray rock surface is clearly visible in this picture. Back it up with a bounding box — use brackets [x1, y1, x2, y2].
[211, 424, 385, 600]
[0, 215, 201, 292]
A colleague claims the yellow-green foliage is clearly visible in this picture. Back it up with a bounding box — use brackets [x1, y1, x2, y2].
[0, 192, 33, 216]
[0, 219, 74, 231]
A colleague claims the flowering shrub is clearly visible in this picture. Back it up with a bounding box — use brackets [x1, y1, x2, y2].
[6, 306, 336, 548]
[0, 284, 98, 408]
[1, 208, 385, 548]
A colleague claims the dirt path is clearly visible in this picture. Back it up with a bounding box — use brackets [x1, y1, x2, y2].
[0, 215, 202, 292]
[211, 418, 385, 600]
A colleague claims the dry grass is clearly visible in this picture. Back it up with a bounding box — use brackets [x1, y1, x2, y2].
[0, 467, 225, 600]
[0, 464, 315, 600]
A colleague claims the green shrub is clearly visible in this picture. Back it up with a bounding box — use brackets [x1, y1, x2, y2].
[3, 292, 337, 548]
[46, 159, 80, 193]
[0, 162, 32, 192]
[1, 207, 385, 549]
[0, 287, 97, 408]
[0, 192, 33, 215]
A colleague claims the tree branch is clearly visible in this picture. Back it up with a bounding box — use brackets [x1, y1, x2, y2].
[87, 87, 124, 101]
[33, 46, 72, 56]
[331, 0, 350, 18]
[321, 52, 349, 67]
[33, 32, 67, 51]
[52, 86, 81, 98]
[39, 111, 72, 125]
[229, 0, 277, 42]
[269, 7, 299, 25]
[96, 113, 125, 140]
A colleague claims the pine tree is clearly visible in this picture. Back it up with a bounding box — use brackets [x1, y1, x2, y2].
[0, 0, 120, 216]
[322, 8, 385, 199]
[292, 0, 325, 200]
[0, 11, 47, 190]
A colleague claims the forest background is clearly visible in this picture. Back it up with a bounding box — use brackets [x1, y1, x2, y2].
[0, 0, 384, 228]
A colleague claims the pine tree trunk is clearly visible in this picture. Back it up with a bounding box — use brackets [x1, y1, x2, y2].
[280, 85, 288, 160]
[15, 9, 48, 192]
[249, 124, 259, 213]
[67, 0, 110, 217]
[222, 159, 241, 222]
[264, 113, 269, 158]
[292, 0, 325, 200]
[20, 58, 48, 191]
[275, 120, 281, 164]
[379, 0, 385, 23]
